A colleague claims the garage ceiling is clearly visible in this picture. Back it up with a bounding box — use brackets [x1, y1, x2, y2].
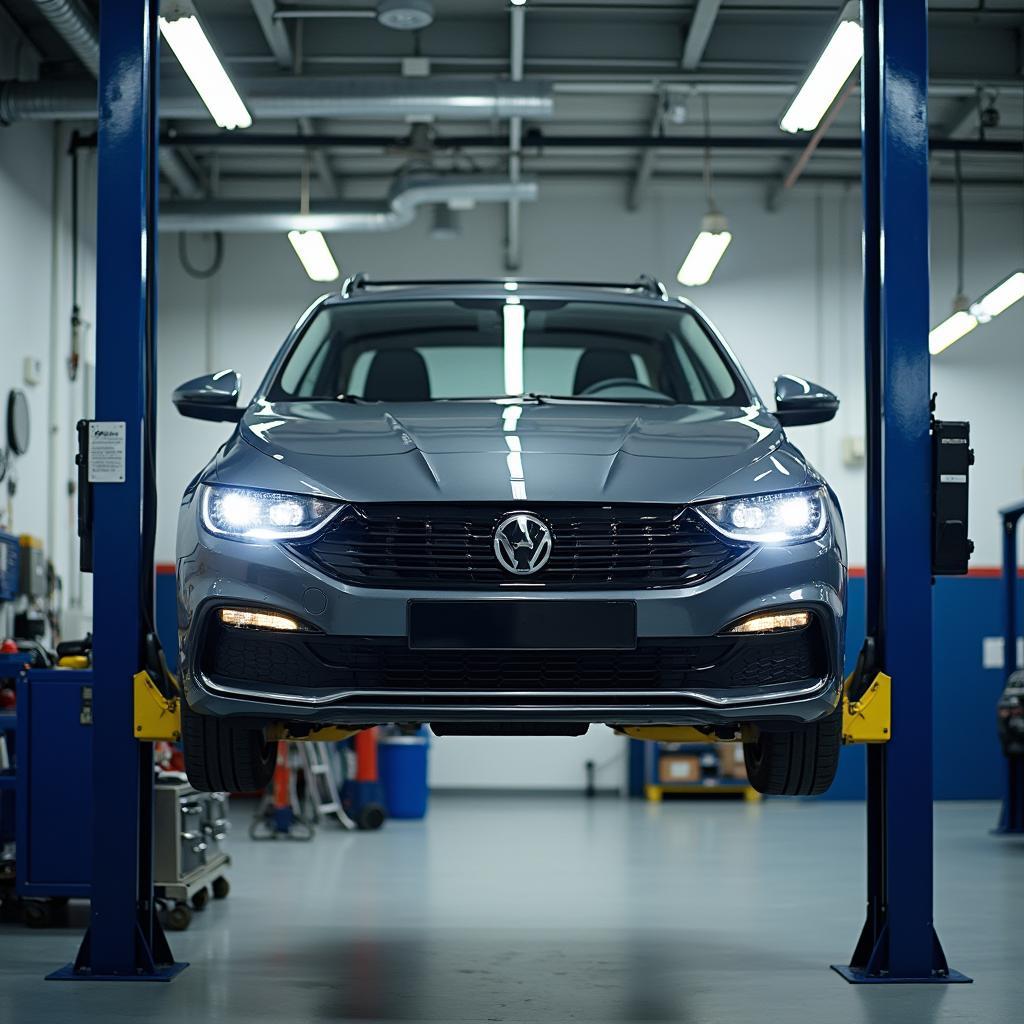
[2, 0, 1022, 202]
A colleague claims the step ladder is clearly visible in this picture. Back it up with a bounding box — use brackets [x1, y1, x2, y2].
[299, 742, 356, 830]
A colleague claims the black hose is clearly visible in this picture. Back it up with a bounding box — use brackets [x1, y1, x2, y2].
[178, 231, 224, 280]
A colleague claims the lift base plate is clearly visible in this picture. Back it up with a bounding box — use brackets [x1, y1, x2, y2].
[47, 961, 189, 982]
[831, 965, 972, 985]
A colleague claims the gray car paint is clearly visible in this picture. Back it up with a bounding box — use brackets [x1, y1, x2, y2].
[177, 282, 847, 728]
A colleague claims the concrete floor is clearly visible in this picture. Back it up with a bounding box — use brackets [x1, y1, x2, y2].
[0, 795, 1019, 1023]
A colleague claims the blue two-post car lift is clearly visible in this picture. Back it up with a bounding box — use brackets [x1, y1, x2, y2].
[51, 0, 966, 985]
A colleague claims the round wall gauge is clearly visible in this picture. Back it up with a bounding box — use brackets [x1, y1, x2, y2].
[7, 390, 29, 456]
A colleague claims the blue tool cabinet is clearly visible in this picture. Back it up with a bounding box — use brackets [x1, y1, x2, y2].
[15, 669, 94, 899]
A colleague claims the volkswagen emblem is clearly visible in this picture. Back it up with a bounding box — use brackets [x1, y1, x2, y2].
[493, 513, 553, 576]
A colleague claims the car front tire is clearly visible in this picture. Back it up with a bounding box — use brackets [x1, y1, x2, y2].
[182, 700, 277, 793]
[742, 705, 842, 796]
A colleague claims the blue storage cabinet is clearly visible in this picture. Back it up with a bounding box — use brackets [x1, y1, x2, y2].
[16, 670, 93, 898]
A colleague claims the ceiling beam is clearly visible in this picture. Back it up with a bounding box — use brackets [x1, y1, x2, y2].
[681, 0, 723, 70]
[250, 0, 293, 69]
[627, 89, 665, 211]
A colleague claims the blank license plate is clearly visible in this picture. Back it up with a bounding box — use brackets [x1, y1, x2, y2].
[408, 600, 637, 651]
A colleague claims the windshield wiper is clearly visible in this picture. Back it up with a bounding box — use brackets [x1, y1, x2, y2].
[525, 393, 676, 406]
[332, 394, 375, 403]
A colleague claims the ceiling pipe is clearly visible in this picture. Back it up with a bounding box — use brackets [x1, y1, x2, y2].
[0, 77, 555, 123]
[158, 175, 538, 232]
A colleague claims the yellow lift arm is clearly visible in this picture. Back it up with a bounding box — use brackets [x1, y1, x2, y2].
[842, 670, 891, 744]
[618, 672, 892, 746]
[132, 670, 361, 743]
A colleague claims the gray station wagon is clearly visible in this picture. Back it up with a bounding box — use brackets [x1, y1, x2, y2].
[174, 275, 847, 796]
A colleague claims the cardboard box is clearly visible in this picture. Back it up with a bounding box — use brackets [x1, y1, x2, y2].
[717, 743, 748, 781]
[658, 754, 701, 784]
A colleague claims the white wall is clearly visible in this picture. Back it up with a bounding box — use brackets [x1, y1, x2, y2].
[0, 110, 97, 640]
[154, 177, 1023, 791]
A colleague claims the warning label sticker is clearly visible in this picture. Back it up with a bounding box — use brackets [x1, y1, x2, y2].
[88, 421, 127, 483]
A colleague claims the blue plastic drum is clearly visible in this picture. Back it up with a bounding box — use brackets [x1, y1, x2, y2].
[378, 732, 429, 819]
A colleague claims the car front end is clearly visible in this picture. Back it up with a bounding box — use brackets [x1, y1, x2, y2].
[175, 279, 847, 794]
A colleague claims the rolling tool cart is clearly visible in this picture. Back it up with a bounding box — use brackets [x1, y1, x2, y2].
[154, 778, 231, 931]
[995, 500, 1024, 835]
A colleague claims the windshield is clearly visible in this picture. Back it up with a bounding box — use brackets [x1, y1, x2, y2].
[267, 297, 747, 406]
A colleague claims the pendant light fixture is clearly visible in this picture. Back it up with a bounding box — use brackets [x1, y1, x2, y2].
[287, 159, 340, 283]
[677, 95, 732, 287]
[930, 150, 1024, 355]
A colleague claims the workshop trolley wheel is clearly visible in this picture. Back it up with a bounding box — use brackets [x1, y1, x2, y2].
[212, 876, 230, 899]
[191, 887, 210, 912]
[21, 901, 52, 928]
[358, 803, 387, 831]
[165, 902, 193, 931]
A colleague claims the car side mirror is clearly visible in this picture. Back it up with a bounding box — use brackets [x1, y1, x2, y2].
[173, 370, 244, 423]
[773, 374, 839, 427]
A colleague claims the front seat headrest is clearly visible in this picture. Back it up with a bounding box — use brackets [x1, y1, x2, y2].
[362, 349, 431, 402]
[573, 349, 638, 394]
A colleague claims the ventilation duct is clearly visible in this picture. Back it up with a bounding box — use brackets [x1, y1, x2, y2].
[159, 176, 538, 233]
[0, 77, 554, 123]
[32, 0, 99, 75]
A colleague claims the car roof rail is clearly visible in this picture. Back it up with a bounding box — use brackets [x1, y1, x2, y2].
[631, 273, 668, 299]
[340, 272, 368, 297]
[338, 274, 668, 298]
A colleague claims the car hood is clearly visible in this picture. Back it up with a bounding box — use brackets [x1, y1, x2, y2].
[214, 399, 813, 504]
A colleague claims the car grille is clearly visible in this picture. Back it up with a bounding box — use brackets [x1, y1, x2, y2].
[293, 503, 748, 590]
[202, 621, 825, 693]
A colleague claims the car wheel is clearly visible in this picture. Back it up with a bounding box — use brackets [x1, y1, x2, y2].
[742, 705, 842, 796]
[181, 700, 277, 793]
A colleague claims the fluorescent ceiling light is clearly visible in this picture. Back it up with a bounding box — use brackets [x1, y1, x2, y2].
[676, 213, 732, 287]
[503, 300, 525, 395]
[287, 230, 340, 282]
[970, 271, 1024, 322]
[780, 4, 862, 134]
[159, 14, 252, 130]
[928, 311, 978, 355]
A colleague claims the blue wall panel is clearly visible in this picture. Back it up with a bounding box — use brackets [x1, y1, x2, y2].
[156, 571, 1019, 800]
[828, 576, 1020, 800]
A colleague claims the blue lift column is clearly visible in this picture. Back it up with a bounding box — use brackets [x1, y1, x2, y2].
[51, 0, 185, 982]
[832, 0, 967, 984]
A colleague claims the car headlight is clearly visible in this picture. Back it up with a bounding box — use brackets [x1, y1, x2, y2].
[696, 487, 827, 544]
[200, 485, 341, 542]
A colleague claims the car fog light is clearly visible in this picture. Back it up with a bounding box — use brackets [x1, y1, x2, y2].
[727, 610, 811, 634]
[219, 608, 303, 631]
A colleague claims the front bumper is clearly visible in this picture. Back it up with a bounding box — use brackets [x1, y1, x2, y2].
[177, 502, 847, 727]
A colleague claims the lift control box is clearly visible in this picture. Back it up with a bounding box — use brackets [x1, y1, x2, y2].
[931, 418, 974, 575]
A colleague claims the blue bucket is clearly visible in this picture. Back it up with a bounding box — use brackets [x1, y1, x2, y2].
[378, 732, 429, 819]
